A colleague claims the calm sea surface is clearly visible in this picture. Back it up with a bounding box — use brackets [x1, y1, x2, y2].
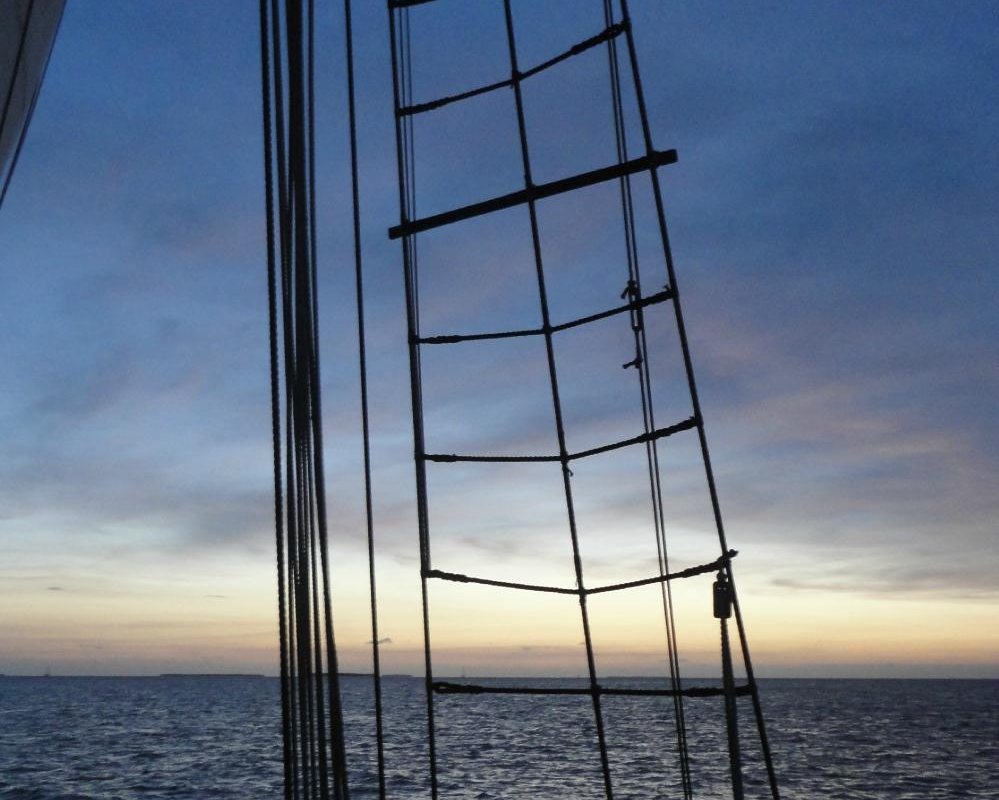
[1, 676, 996, 799]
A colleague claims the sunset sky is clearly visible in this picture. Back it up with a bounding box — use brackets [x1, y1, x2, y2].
[1, 1, 996, 679]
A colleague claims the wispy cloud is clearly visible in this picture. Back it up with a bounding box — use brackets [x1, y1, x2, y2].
[0, 1, 996, 675]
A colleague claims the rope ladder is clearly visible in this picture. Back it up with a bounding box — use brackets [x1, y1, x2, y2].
[386, 2, 781, 799]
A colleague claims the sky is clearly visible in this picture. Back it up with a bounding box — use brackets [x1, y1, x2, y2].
[0, 1, 996, 679]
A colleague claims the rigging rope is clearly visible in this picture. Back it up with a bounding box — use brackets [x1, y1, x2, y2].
[615, 0, 781, 795]
[387, 4, 440, 796]
[600, 1, 693, 795]
[342, 0, 387, 794]
[260, 1, 349, 797]
[498, 1, 615, 795]
[383, 3, 781, 799]
[257, 1, 293, 794]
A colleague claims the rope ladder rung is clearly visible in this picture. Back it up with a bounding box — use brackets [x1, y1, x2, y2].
[423, 551, 736, 596]
[421, 415, 698, 464]
[388, 0, 433, 9]
[398, 22, 628, 117]
[388, 149, 677, 239]
[433, 681, 755, 699]
[417, 288, 673, 345]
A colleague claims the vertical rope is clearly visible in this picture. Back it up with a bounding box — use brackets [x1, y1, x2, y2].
[717, 574, 745, 800]
[258, 1, 293, 795]
[304, 5, 332, 795]
[616, 1, 779, 796]
[286, 5, 319, 790]
[261, 1, 351, 796]
[386, 4, 440, 796]
[306, 0, 350, 790]
[499, 2, 614, 796]
[600, 2, 692, 795]
[342, 0, 387, 795]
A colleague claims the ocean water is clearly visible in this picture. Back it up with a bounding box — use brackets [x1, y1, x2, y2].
[1, 676, 996, 799]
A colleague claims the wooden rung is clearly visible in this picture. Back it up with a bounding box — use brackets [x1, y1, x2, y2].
[389, 149, 677, 239]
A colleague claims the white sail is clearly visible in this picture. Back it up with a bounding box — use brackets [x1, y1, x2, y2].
[0, 0, 65, 206]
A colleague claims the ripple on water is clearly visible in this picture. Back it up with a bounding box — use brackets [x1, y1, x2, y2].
[0, 677, 996, 799]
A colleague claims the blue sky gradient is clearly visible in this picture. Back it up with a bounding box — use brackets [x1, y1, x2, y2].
[0, 1, 996, 677]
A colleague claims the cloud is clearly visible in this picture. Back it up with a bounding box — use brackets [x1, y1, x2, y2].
[769, 557, 997, 608]
[2, 0, 997, 678]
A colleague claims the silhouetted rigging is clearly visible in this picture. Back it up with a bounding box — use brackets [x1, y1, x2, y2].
[385, 1, 780, 798]
[258, 1, 781, 798]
